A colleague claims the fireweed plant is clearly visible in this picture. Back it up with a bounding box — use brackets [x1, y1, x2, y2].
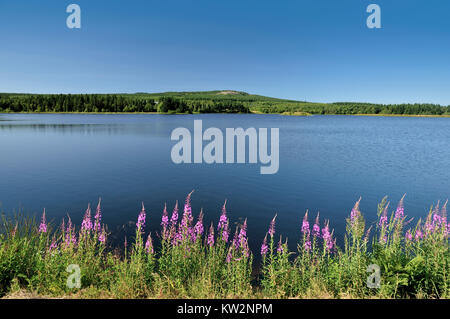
[0, 193, 448, 298]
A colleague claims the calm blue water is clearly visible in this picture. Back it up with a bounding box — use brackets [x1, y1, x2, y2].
[1, 113, 449, 250]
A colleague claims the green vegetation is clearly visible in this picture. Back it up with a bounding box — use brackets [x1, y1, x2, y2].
[1, 194, 448, 299]
[1, 91, 449, 116]
[0, 92, 250, 114]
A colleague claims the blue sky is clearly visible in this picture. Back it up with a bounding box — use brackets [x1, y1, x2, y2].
[0, 0, 449, 104]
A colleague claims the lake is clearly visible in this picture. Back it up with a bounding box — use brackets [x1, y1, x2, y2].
[0, 113, 449, 251]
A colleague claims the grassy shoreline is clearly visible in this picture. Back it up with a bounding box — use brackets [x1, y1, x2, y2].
[2, 111, 450, 118]
[351, 113, 450, 118]
[1, 194, 448, 299]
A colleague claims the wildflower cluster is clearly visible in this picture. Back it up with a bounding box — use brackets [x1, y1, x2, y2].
[0, 194, 448, 299]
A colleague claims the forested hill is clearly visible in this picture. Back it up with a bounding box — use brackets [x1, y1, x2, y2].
[0, 91, 449, 115]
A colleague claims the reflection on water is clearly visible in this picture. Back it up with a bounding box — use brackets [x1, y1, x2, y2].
[0, 124, 139, 136]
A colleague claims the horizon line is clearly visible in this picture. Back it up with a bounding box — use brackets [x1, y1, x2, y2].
[0, 90, 448, 107]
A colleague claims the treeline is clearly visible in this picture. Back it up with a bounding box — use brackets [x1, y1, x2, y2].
[1, 92, 448, 115]
[157, 97, 249, 113]
[0, 94, 250, 114]
[252, 101, 450, 115]
[329, 102, 449, 115]
[0, 94, 156, 113]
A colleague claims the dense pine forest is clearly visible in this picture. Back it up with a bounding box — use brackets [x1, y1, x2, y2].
[0, 91, 449, 115]
[0, 93, 249, 114]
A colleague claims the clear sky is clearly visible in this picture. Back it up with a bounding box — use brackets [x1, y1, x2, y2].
[1, 0, 449, 104]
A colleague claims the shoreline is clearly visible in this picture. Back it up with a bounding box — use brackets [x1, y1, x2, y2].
[1, 111, 450, 118]
[351, 113, 450, 118]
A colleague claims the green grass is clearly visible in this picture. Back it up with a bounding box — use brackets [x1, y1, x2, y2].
[0, 195, 448, 299]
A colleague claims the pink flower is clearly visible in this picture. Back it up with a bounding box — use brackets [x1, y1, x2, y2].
[64, 216, 77, 247]
[221, 221, 229, 243]
[98, 232, 106, 243]
[394, 194, 406, 220]
[433, 213, 443, 228]
[98, 226, 106, 243]
[161, 203, 169, 229]
[350, 198, 362, 224]
[81, 204, 93, 232]
[194, 209, 204, 240]
[172, 231, 182, 246]
[425, 220, 434, 234]
[231, 228, 239, 249]
[218, 200, 228, 231]
[261, 234, 268, 256]
[304, 239, 312, 251]
[268, 214, 277, 237]
[277, 237, 284, 253]
[136, 202, 146, 232]
[49, 239, 57, 251]
[226, 248, 232, 263]
[242, 239, 250, 258]
[217, 201, 230, 243]
[238, 219, 247, 248]
[207, 224, 214, 247]
[170, 201, 179, 225]
[312, 212, 320, 238]
[181, 191, 194, 228]
[145, 234, 154, 254]
[94, 198, 102, 233]
[415, 229, 423, 241]
[39, 209, 47, 233]
[405, 229, 412, 242]
[379, 202, 389, 227]
[301, 211, 310, 235]
[321, 221, 334, 252]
